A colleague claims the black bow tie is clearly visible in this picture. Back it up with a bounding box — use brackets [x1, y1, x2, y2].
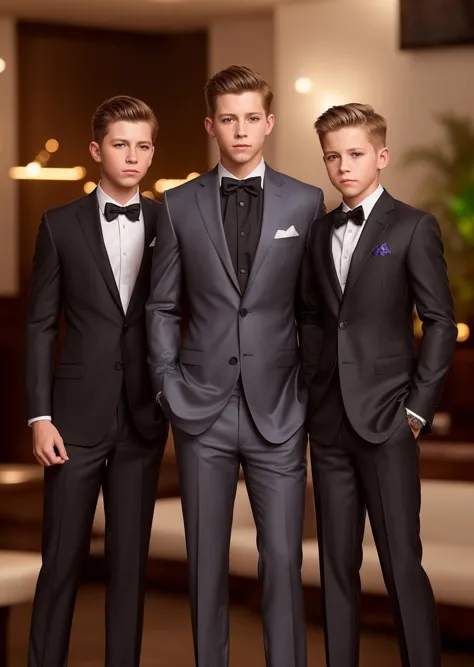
[221, 176, 261, 197]
[104, 202, 141, 222]
[333, 205, 365, 229]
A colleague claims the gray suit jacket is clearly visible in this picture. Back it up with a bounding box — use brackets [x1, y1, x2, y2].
[146, 165, 324, 443]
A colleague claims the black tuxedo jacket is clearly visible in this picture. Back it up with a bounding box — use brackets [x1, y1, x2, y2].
[298, 190, 458, 444]
[26, 190, 166, 446]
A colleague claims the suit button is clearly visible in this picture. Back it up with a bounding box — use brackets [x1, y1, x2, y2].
[115, 361, 123, 370]
[240, 308, 248, 317]
[229, 357, 238, 366]
[339, 321, 347, 330]
[123, 324, 129, 333]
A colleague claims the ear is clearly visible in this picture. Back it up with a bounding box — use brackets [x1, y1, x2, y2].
[378, 146, 389, 171]
[265, 114, 275, 136]
[204, 117, 216, 138]
[89, 141, 102, 164]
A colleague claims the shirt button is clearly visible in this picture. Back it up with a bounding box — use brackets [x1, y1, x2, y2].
[348, 229, 353, 234]
[123, 252, 127, 256]
[339, 321, 348, 330]
[239, 201, 245, 207]
[240, 268, 246, 274]
[343, 255, 348, 259]
[229, 357, 238, 366]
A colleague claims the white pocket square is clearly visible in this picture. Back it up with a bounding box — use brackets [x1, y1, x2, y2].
[149, 237, 156, 247]
[274, 226, 299, 239]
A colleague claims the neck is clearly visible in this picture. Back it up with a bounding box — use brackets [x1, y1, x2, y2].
[343, 180, 380, 210]
[100, 178, 138, 205]
[220, 153, 263, 180]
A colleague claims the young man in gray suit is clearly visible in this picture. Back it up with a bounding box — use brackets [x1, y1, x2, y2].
[146, 65, 324, 667]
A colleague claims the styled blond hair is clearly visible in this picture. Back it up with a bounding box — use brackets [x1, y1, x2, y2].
[92, 95, 159, 144]
[314, 103, 387, 147]
[205, 65, 273, 117]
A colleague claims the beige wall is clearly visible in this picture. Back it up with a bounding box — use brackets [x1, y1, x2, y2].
[0, 18, 18, 295]
[274, 0, 474, 209]
[207, 14, 275, 168]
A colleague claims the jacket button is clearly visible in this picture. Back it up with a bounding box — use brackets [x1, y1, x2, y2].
[123, 324, 129, 333]
[229, 357, 238, 366]
[240, 308, 248, 317]
[339, 321, 347, 330]
[115, 361, 123, 370]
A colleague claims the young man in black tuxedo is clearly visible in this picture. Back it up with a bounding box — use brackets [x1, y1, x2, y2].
[26, 96, 168, 667]
[299, 103, 457, 667]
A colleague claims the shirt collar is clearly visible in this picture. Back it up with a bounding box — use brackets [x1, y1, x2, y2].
[96, 183, 141, 215]
[218, 158, 265, 188]
[342, 183, 384, 220]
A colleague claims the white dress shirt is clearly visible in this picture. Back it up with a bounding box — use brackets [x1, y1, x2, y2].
[29, 184, 145, 426]
[217, 158, 266, 188]
[331, 184, 425, 426]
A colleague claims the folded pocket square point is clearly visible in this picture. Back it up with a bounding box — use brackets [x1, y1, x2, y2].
[274, 226, 299, 239]
[373, 243, 391, 256]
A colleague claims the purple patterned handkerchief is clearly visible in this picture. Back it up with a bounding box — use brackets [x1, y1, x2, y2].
[372, 243, 391, 256]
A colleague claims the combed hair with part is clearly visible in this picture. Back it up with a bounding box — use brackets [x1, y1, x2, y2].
[314, 103, 387, 147]
[205, 65, 273, 117]
[92, 95, 159, 144]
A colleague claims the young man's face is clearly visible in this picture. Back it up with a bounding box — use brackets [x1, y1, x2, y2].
[322, 126, 389, 207]
[90, 120, 154, 192]
[205, 92, 274, 174]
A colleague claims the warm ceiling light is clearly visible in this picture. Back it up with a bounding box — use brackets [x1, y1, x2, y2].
[45, 139, 59, 153]
[10, 166, 86, 181]
[83, 181, 97, 194]
[25, 162, 42, 178]
[186, 172, 200, 180]
[456, 323, 470, 343]
[295, 78, 313, 94]
[0, 59, 6, 74]
[142, 190, 155, 199]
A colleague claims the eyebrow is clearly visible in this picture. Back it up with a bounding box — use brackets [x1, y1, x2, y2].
[110, 138, 152, 144]
[325, 147, 365, 154]
[217, 112, 263, 117]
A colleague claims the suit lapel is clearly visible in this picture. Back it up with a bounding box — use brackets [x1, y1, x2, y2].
[126, 194, 157, 316]
[321, 211, 343, 304]
[196, 167, 241, 294]
[343, 190, 396, 300]
[77, 191, 124, 314]
[245, 166, 285, 293]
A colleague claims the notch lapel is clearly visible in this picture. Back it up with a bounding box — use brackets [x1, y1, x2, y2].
[196, 168, 241, 294]
[342, 191, 396, 300]
[77, 191, 124, 314]
[126, 194, 157, 316]
[245, 166, 285, 293]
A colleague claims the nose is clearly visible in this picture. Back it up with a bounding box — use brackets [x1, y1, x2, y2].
[126, 149, 138, 164]
[235, 121, 247, 138]
[339, 157, 350, 173]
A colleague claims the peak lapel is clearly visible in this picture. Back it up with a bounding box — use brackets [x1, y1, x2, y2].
[343, 191, 395, 300]
[196, 168, 241, 294]
[245, 166, 285, 293]
[126, 194, 157, 316]
[322, 213, 343, 304]
[77, 191, 124, 314]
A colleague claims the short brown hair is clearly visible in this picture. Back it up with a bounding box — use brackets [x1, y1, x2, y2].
[314, 103, 387, 147]
[205, 65, 273, 117]
[92, 95, 159, 144]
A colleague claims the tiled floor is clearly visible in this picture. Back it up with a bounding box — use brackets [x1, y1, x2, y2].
[9, 584, 474, 666]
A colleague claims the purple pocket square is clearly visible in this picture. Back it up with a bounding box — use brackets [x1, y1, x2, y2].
[372, 243, 391, 256]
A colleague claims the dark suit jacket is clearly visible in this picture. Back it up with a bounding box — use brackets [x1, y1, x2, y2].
[26, 190, 166, 446]
[146, 165, 325, 443]
[298, 190, 458, 445]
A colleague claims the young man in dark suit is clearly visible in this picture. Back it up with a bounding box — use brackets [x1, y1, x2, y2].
[26, 96, 168, 667]
[299, 103, 457, 667]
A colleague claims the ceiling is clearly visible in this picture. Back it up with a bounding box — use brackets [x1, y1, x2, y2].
[0, 0, 297, 32]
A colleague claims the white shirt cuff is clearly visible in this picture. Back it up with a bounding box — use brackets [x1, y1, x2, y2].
[28, 416, 52, 427]
[405, 408, 426, 426]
